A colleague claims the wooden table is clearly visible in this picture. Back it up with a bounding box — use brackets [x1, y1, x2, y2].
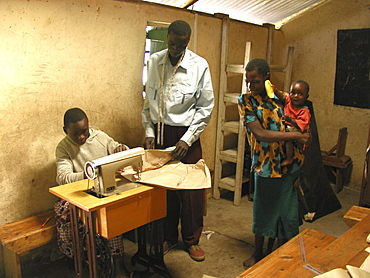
[49, 179, 167, 278]
[237, 213, 370, 278]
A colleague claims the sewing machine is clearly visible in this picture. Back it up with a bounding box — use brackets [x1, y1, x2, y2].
[84, 147, 145, 197]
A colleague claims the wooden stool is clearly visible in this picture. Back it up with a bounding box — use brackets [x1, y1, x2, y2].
[321, 127, 352, 193]
[0, 210, 56, 278]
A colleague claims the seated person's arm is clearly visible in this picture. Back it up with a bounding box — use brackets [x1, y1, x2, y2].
[103, 133, 129, 154]
[56, 150, 85, 185]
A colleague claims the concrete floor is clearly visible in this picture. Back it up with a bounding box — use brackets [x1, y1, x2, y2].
[22, 186, 360, 278]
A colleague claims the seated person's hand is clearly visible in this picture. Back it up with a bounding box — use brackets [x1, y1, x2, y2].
[114, 144, 128, 153]
[171, 140, 189, 161]
[115, 168, 125, 178]
[143, 137, 155, 149]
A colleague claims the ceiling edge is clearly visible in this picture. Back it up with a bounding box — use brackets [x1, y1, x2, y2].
[275, 0, 332, 29]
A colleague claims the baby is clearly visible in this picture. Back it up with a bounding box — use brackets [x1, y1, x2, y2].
[272, 80, 311, 166]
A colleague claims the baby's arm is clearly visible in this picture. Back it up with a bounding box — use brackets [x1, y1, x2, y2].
[271, 84, 286, 103]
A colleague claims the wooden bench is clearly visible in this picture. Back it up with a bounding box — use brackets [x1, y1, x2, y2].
[0, 210, 56, 278]
[343, 205, 370, 228]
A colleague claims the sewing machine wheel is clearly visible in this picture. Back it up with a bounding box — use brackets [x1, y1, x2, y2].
[81, 232, 114, 278]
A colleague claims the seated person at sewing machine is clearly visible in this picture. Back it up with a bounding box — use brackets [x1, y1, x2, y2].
[54, 107, 131, 278]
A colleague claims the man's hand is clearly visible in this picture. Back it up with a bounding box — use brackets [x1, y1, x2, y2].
[114, 144, 128, 153]
[143, 137, 155, 149]
[171, 140, 189, 161]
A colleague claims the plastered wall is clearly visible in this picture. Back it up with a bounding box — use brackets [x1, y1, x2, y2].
[279, 0, 370, 191]
[0, 1, 275, 274]
[4, 0, 367, 274]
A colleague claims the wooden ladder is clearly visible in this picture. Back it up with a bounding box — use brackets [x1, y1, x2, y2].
[213, 14, 250, 206]
[213, 19, 295, 206]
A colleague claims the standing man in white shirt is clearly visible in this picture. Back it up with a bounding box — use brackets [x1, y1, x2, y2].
[141, 20, 214, 262]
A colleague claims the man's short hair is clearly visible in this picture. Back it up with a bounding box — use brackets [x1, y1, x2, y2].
[64, 108, 88, 127]
[168, 20, 191, 37]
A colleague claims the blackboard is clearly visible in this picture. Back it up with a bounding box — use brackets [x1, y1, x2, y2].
[334, 28, 370, 109]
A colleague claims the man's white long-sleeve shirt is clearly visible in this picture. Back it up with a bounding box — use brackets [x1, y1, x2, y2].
[141, 48, 214, 147]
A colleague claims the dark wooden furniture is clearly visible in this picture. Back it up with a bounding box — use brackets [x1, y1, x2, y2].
[321, 127, 352, 193]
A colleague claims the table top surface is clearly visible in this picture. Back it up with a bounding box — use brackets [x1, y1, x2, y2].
[49, 179, 155, 212]
[300, 213, 370, 275]
[238, 213, 370, 278]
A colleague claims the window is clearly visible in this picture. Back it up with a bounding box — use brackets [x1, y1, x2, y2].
[142, 21, 169, 99]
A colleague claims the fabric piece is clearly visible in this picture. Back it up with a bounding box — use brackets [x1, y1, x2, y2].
[142, 147, 175, 171]
[123, 147, 211, 190]
[298, 100, 341, 222]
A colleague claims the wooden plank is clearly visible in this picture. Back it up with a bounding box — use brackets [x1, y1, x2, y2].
[222, 121, 239, 133]
[97, 187, 166, 239]
[4, 246, 21, 278]
[263, 23, 275, 64]
[226, 64, 244, 74]
[223, 93, 240, 104]
[270, 65, 285, 71]
[289, 214, 370, 277]
[343, 205, 370, 228]
[219, 149, 237, 163]
[0, 210, 55, 244]
[237, 229, 336, 278]
[5, 225, 56, 255]
[213, 14, 229, 201]
[322, 154, 352, 168]
[0, 210, 56, 255]
[284, 46, 294, 92]
[49, 179, 157, 212]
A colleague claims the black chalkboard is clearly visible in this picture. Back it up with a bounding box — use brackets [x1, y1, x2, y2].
[334, 28, 370, 109]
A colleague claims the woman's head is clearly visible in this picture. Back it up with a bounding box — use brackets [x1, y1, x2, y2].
[245, 58, 270, 96]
